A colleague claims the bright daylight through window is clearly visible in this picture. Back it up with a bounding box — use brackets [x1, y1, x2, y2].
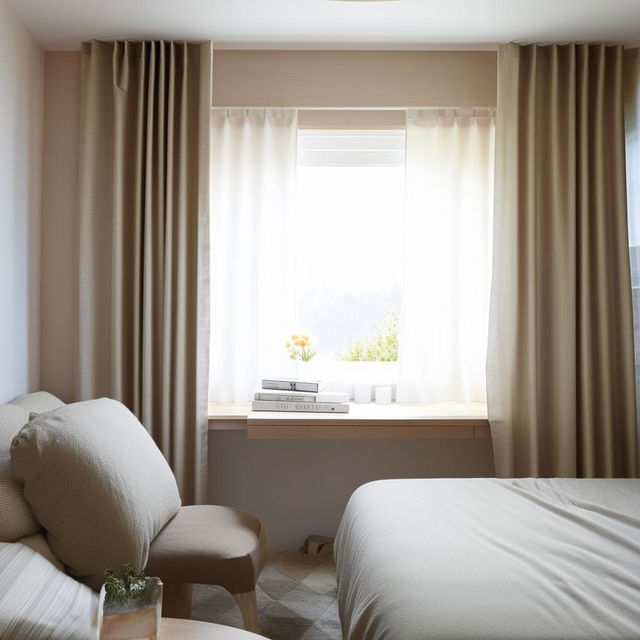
[209, 108, 494, 403]
[295, 130, 405, 376]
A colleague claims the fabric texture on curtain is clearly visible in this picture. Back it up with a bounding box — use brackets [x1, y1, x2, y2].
[78, 40, 212, 504]
[624, 48, 640, 470]
[398, 109, 495, 403]
[488, 43, 637, 478]
[209, 108, 298, 402]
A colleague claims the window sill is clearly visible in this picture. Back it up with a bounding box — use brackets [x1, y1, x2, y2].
[208, 401, 489, 440]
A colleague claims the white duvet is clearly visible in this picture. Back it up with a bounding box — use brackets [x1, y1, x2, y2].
[335, 478, 640, 640]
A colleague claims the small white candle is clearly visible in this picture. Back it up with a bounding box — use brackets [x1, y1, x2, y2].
[375, 386, 392, 404]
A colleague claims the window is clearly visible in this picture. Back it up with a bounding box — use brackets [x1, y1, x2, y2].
[209, 108, 494, 403]
[295, 130, 405, 382]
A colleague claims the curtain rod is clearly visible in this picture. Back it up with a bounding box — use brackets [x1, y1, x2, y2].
[210, 106, 495, 111]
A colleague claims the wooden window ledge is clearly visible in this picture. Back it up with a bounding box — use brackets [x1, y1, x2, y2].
[208, 402, 490, 439]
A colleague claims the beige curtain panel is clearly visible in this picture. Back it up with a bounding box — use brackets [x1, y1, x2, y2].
[77, 40, 212, 503]
[488, 43, 638, 478]
[625, 49, 640, 476]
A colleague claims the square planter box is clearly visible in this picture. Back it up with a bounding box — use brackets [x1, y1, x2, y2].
[98, 577, 163, 640]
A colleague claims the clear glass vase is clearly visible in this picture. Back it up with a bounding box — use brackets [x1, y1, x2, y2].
[98, 577, 163, 640]
[295, 359, 307, 380]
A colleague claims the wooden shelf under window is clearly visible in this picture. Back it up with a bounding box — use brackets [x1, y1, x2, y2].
[208, 402, 490, 439]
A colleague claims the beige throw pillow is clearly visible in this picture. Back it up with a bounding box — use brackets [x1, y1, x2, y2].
[0, 405, 41, 542]
[9, 391, 65, 415]
[11, 398, 181, 590]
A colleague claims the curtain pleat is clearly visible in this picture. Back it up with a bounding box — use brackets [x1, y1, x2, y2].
[488, 43, 637, 478]
[78, 40, 212, 504]
[624, 49, 640, 472]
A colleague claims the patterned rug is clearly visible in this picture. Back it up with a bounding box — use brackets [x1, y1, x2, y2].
[192, 550, 342, 640]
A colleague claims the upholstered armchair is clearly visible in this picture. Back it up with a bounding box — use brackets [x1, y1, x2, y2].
[5, 392, 268, 635]
[146, 504, 268, 632]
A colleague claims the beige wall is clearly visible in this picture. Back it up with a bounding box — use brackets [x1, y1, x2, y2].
[0, 0, 43, 402]
[40, 52, 80, 402]
[41, 48, 496, 545]
[209, 431, 494, 550]
[213, 50, 496, 107]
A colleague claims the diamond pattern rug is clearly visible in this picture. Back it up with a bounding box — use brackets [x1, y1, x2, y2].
[192, 550, 342, 640]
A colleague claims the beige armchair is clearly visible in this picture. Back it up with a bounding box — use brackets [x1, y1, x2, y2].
[146, 504, 268, 633]
[3, 392, 268, 635]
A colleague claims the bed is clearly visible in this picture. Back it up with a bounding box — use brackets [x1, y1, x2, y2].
[334, 478, 640, 640]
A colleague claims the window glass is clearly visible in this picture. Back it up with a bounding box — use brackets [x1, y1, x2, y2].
[296, 130, 405, 363]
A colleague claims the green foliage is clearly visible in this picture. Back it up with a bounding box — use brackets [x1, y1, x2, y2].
[104, 564, 148, 602]
[340, 312, 399, 362]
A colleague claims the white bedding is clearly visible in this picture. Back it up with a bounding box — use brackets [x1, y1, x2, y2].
[334, 478, 640, 640]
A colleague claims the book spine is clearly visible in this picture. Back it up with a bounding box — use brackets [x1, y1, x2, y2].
[254, 392, 317, 403]
[252, 400, 349, 413]
[254, 391, 350, 403]
[262, 380, 319, 392]
[316, 393, 349, 404]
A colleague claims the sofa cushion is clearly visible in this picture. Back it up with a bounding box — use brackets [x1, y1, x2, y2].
[9, 391, 65, 415]
[0, 404, 29, 449]
[10, 398, 181, 590]
[17, 532, 65, 572]
[0, 542, 97, 639]
[0, 405, 40, 542]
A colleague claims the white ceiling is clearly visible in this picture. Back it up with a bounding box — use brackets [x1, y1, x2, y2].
[7, 0, 640, 51]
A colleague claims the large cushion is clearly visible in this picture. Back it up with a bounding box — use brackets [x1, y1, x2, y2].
[0, 405, 40, 542]
[9, 391, 65, 415]
[11, 398, 181, 590]
[17, 532, 65, 572]
[0, 542, 98, 639]
[146, 505, 268, 593]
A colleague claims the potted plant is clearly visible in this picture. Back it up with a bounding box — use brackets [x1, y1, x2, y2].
[98, 564, 162, 640]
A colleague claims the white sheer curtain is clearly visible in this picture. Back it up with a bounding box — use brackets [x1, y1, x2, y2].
[209, 108, 298, 402]
[398, 109, 495, 403]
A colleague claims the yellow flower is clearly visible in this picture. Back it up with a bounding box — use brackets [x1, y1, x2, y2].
[295, 339, 306, 347]
[301, 332, 310, 340]
[290, 354, 296, 359]
[285, 341, 291, 348]
[291, 333, 299, 340]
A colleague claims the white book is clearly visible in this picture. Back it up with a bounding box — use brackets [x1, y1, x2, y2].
[252, 400, 350, 414]
[254, 389, 350, 404]
[261, 377, 326, 393]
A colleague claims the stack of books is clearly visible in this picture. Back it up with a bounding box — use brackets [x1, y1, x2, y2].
[253, 377, 350, 413]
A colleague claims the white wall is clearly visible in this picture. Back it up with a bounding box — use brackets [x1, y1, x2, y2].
[0, 0, 43, 402]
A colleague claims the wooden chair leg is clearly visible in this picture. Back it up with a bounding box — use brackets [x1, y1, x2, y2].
[232, 590, 259, 633]
[162, 582, 193, 619]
